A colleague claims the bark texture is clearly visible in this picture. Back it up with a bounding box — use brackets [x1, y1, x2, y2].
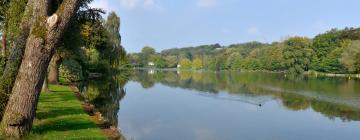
[48, 51, 62, 84]
[0, 0, 36, 120]
[0, 0, 81, 138]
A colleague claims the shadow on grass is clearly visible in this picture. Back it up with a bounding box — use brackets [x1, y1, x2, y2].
[30, 85, 105, 138]
[38, 92, 76, 103]
[32, 117, 98, 134]
[36, 107, 85, 120]
[50, 91, 73, 93]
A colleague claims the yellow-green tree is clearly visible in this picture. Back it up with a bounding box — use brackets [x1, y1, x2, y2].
[179, 58, 192, 69]
[192, 58, 203, 70]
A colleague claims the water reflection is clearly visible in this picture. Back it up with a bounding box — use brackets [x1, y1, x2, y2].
[131, 70, 360, 122]
[81, 70, 360, 140]
[80, 72, 130, 129]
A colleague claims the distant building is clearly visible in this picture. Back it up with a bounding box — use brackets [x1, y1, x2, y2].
[148, 62, 155, 66]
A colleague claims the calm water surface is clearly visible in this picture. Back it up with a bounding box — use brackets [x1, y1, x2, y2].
[82, 70, 360, 140]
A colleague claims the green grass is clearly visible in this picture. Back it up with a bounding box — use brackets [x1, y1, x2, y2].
[26, 85, 107, 140]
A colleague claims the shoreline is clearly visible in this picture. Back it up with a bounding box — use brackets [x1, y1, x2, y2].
[133, 68, 360, 79]
[69, 84, 126, 140]
[304, 71, 360, 79]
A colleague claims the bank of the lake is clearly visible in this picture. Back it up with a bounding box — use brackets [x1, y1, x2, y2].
[26, 85, 107, 140]
[134, 67, 360, 79]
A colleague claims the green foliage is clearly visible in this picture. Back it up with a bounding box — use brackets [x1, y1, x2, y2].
[4, 0, 28, 41]
[141, 46, 156, 55]
[310, 29, 349, 73]
[283, 37, 313, 74]
[320, 48, 345, 73]
[0, 56, 5, 76]
[192, 58, 203, 70]
[341, 41, 360, 73]
[152, 55, 167, 68]
[104, 12, 121, 48]
[139, 46, 156, 66]
[161, 44, 222, 58]
[59, 59, 83, 83]
[129, 27, 360, 74]
[77, 11, 129, 75]
[0, 0, 10, 29]
[226, 52, 241, 70]
[31, 17, 47, 39]
[312, 29, 343, 60]
[179, 58, 192, 69]
[164, 55, 178, 68]
[104, 12, 127, 68]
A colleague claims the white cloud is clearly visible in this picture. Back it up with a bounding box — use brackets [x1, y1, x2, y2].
[121, 0, 138, 9]
[120, 0, 159, 10]
[144, 0, 155, 7]
[247, 26, 260, 35]
[89, 0, 111, 11]
[197, 0, 217, 8]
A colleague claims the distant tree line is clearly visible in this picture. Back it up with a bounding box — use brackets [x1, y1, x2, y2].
[129, 27, 360, 74]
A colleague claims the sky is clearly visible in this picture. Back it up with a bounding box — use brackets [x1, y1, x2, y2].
[90, 0, 360, 53]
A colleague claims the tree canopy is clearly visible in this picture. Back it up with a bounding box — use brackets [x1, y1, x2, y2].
[129, 27, 360, 74]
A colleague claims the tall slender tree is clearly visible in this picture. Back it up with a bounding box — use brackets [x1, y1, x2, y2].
[104, 12, 126, 67]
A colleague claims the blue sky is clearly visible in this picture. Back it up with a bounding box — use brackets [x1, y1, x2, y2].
[90, 0, 360, 53]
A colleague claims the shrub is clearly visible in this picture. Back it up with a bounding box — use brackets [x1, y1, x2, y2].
[60, 59, 83, 83]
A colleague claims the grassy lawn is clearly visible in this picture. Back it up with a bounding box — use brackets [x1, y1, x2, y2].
[26, 85, 107, 140]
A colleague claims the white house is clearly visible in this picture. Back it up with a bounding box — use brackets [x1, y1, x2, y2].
[148, 62, 155, 66]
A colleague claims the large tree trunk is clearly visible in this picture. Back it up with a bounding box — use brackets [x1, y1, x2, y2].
[48, 51, 62, 84]
[0, 0, 36, 120]
[0, 0, 81, 138]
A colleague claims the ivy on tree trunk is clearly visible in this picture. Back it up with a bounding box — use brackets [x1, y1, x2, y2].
[1, 33, 5, 57]
[0, 0, 81, 138]
[0, 0, 35, 120]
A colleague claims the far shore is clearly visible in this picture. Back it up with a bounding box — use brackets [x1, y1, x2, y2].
[132, 67, 360, 79]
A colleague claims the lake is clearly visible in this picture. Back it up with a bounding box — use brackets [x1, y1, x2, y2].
[81, 70, 360, 140]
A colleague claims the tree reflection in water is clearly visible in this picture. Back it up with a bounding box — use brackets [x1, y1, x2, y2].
[131, 69, 360, 122]
[80, 69, 360, 139]
[80, 71, 130, 137]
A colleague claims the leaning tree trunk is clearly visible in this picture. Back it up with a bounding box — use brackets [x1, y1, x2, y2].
[0, 0, 81, 138]
[48, 50, 62, 84]
[0, 0, 37, 120]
